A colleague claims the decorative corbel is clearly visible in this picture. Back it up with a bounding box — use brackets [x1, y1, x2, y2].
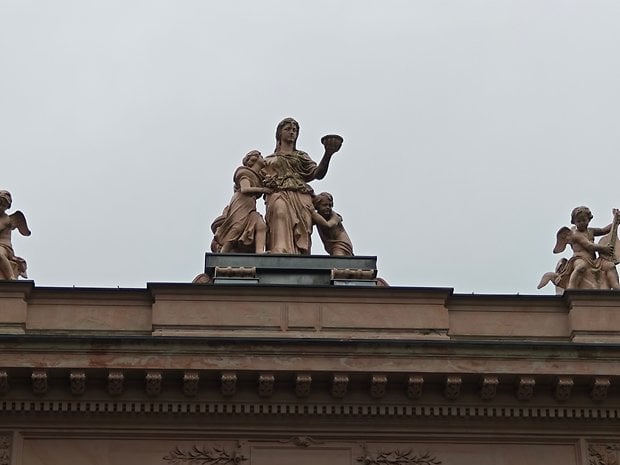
[331, 374, 349, 399]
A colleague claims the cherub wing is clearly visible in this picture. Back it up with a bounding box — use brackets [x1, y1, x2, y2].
[9, 211, 31, 236]
[552, 226, 571, 254]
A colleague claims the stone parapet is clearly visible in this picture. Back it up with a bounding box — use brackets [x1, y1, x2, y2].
[564, 290, 620, 342]
[150, 284, 450, 339]
[2, 282, 620, 341]
[0, 281, 32, 334]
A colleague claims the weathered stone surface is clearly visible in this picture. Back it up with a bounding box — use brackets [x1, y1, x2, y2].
[2, 282, 620, 465]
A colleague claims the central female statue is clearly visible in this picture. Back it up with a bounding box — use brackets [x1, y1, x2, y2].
[262, 118, 342, 254]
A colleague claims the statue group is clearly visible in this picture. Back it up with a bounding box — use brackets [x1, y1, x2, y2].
[210, 117, 353, 256]
[2, 117, 620, 292]
[538, 206, 620, 292]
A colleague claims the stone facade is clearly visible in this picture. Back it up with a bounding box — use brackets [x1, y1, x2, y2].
[1, 281, 620, 465]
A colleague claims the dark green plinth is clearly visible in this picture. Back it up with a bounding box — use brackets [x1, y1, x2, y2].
[204, 253, 378, 286]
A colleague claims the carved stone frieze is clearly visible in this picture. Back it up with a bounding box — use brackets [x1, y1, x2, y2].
[331, 268, 377, 280]
[295, 374, 312, 398]
[516, 376, 535, 401]
[591, 377, 610, 402]
[221, 372, 237, 397]
[0, 371, 8, 395]
[278, 436, 324, 447]
[479, 375, 498, 401]
[107, 371, 124, 396]
[0, 432, 12, 465]
[588, 443, 620, 465]
[31, 369, 48, 396]
[406, 375, 424, 399]
[331, 374, 349, 399]
[444, 376, 461, 400]
[146, 371, 163, 397]
[553, 376, 573, 402]
[70, 370, 86, 396]
[370, 375, 387, 399]
[163, 444, 247, 465]
[258, 374, 275, 398]
[358, 444, 441, 465]
[183, 372, 199, 397]
[214, 266, 256, 278]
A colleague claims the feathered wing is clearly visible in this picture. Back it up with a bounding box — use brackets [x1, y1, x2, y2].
[537, 272, 557, 289]
[537, 258, 569, 290]
[552, 226, 571, 253]
[9, 211, 31, 236]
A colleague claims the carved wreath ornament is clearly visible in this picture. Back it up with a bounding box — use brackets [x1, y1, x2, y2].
[357, 449, 441, 465]
[0, 433, 12, 465]
[163, 445, 247, 465]
[588, 444, 620, 465]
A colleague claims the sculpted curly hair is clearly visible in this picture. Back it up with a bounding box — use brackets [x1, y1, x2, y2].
[0, 190, 12, 208]
[242, 150, 261, 167]
[313, 192, 333, 208]
[571, 206, 593, 225]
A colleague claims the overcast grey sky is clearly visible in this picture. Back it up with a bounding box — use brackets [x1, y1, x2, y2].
[2, 1, 619, 293]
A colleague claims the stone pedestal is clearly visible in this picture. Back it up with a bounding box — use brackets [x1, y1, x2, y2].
[204, 253, 378, 286]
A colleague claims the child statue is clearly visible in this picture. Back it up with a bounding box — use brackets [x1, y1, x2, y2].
[211, 151, 271, 254]
[538, 206, 620, 291]
[310, 192, 353, 256]
[0, 190, 31, 280]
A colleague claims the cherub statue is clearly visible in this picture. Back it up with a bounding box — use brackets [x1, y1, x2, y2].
[538, 206, 620, 292]
[211, 150, 271, 254]
[310, 192, 353, 256]
[0, 190, 31, 280]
